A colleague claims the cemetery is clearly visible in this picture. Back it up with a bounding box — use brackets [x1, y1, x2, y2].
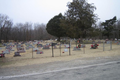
[0, 39, 120, 67]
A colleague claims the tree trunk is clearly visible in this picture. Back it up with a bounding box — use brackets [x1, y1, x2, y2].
[57, 37, 60, 42]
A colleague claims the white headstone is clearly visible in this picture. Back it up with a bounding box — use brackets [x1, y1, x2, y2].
[64, 49, 68, 52]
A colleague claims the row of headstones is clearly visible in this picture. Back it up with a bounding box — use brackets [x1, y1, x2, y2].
[14, 50, 44, 57]
[106, 41, 120, 45]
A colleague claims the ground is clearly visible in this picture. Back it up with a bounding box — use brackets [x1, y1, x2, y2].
[0, 40, 120, 68]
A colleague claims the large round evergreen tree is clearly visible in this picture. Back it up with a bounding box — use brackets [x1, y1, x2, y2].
[46, 13, 66, 41]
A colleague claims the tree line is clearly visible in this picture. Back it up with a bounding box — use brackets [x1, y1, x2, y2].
[0, 14, 55, 43]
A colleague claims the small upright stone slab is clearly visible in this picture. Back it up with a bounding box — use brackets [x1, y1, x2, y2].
[11, 49, 14, 51]
[26, 47, 29, 50]
[64, 49, 68, 52]
[3, 43, 7, 46]
[3, 49, 10, 54]
[64, 44, 71, 48]
[97, 41, 101, 43]
[14, 52, 21, 57]
[54, 45, 57, 49]
[118, 42, 120, 45]
[37, 44, 43, 48]
[6, 45, 12, 50]
[36, 51, 43, 54]
[0, 53, 5, 58]
[29, 45, 34, 48]
[73, 47, 81, 51]
[114, 41, 118, 43]
[106, 41, 111, 44]
[51, 43, 57, 46]
[43, 45, 50, 49]
[81, 44, 85, 48]
[33, 48, 39, 52]
[17, 48, 25, 53]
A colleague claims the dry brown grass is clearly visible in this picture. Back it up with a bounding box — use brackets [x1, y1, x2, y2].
[0, 41, 120, 68]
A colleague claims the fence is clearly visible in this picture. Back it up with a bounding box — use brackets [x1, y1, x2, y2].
[0, 40, 120, 61]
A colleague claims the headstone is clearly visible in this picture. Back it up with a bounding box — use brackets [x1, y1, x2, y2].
[46, 43, 50, 46]
[33, 42, 37, 45]
[14, 52, 21, 57]
[33, 48, 39, 52]
[11, 49, 14, 51]
[43, 45, 50, 49]
[81, 44, 85, 48]
[37, 44, 43, 48]
[92, 40, 95, 44]
[9, 43, 13, 46]
[25, 43, 28, 46]
[16, 44, 23, 48]
[73, 47, 81, 51]
[14, 42, 17, 45]
[3, 49, 10, 54]
[118, 42, 120, 45]
[3, 43, 7, 46]
[26, 47, 29, 50]
[21, 42, 24, 44]
[51, 43, 57, 46]
[106, 41, 111, 44]
[115, 38, 117, 40]
[54, 45, 57, 49]
[97, 41, 101, 43]
[64, 44, 71, 48]
[64, 49, 68, 52]
[6, 45, 12, 50]
[36, 51, 43, 54]
[114, 41, 118, 43]
[0, 53, 5, 57]
[17, 48, 25, 53]
[29, 45, 34, 48]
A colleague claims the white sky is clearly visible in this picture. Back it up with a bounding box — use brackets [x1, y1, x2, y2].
[0, 0, 120, 24]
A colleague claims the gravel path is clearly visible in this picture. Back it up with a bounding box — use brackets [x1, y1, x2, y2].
[1, 55, 120, 77]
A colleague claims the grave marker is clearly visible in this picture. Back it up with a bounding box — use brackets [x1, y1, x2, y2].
[3, 49, 10, 54]
[118, 42, 120, 45]
[36, 51, 43, 54]
[64, 44, 71, 48]
[73, 47, 81, 51]
[17, 47, 25, 53]
[0, 53, 5, 58]
[64, 48, 68, 52]
[37, 44, 43, 48]
[14, 52, 21, 57]
[106, 41, 110, 44]
[43, 45, 50, 49]
[6, 45, 12, 50]
[33, 48, 39, 52]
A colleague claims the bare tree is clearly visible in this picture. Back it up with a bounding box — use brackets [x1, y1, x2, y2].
[0, 14, 13, 43]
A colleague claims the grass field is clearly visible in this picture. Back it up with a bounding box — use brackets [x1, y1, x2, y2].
[0, 40, 120, 68]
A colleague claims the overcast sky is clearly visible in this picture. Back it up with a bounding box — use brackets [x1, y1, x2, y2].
[0, 0, 120, 24]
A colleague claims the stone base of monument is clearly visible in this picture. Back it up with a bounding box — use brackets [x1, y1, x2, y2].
[117, 42, 120, 45]
[26, 47, 29, 50]
[33, 48, 39, 52]
[36, 51, 43, 54]
[43, 45, 50, 49]
[14, 52, 21, 57]
[0, 53, 5, 58]
[73, 47, 81, 51]
[3, 49, 10, 54]
[11, 49, 14, 51]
